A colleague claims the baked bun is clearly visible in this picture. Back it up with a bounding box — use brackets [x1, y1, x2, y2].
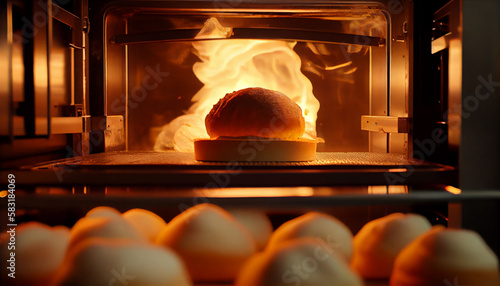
[390, 226, 500, 286]
[205, 87, 305, 139]
[351, 213, 431, 279]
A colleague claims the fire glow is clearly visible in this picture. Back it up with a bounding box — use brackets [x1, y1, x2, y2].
[155, 18, 319, 152]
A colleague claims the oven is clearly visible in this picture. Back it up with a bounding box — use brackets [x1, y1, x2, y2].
[1, 0, 499, 284]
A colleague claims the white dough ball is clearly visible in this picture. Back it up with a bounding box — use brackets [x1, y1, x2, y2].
[156, 203, 257, 282]
[228, 209, 273, 250]
[69, 216, 145, 249]
[266, 212, 353, 262]
[236, 237, 363, 286]
[351, 213, 432, 278]
[123, 208, 167, 243]
[52, 238, 192, 286]
[85, 206, 123, 220]
[0, 222, 70, 286]
[391, 226, 500, 286]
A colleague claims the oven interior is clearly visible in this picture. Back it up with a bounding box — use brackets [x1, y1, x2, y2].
[2, 0, 450, 173]
[105, 2, 408, 155]
[1, 0, 460, 188]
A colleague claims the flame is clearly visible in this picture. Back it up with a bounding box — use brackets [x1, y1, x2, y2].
[155, 18, 319, 152]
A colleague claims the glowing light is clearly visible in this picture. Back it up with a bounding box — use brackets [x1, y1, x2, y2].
[368, 185, 407, 194]
[155, 18, 319, 152]
[207, 187, 314, 198]
[368, 186, 387, 194]
[388, 185, 408, 194]
[387, 168, 408, 172]
[445, 185, 462, 195]
[0, 191, 7, 198]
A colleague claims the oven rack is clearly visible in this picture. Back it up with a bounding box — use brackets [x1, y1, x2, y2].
[8, 151, 457, 187]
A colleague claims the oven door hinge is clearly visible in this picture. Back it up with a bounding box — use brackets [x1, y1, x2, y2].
[82, 17, 90, 34]
[361, 115, 409, 133]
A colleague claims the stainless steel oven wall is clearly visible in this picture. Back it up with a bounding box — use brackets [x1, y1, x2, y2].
[0, 0, 88, 167]
[460, 0, 500, 190]
[459, 0, 500, 255]
[412, 0, 500, 254]
[366, 0, 412, 155]
[387, 0, 411, 155]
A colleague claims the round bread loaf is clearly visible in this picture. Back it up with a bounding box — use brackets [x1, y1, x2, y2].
[205, 87, 305, 139]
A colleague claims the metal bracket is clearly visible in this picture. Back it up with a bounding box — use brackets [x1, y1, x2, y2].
[361, 115, 409, 134]
[89, 115, 125, 153]
[90, 115, 124, 131]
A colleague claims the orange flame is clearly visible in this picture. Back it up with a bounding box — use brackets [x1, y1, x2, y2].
[155, 18, 319, 152]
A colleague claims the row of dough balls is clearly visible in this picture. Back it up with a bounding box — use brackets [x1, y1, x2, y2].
[1, 203, 499, 286]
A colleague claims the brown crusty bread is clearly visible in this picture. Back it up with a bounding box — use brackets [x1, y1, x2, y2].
[205, 87, 305, 139]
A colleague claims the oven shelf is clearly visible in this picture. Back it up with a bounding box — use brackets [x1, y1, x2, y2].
[32, 151, 431, 167]
[7, 151, 457, 187]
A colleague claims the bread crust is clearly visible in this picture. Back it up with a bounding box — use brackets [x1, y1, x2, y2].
[205, 87, 305, 139]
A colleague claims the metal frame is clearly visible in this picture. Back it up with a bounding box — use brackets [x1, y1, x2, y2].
[110, 28, 385, 47]
[32, 0, 52, 137]
[0, 0, 13, 141]
[13, 188, 500, 210]
[459, 0, 500, 255]
[96, 0, 408, 155]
